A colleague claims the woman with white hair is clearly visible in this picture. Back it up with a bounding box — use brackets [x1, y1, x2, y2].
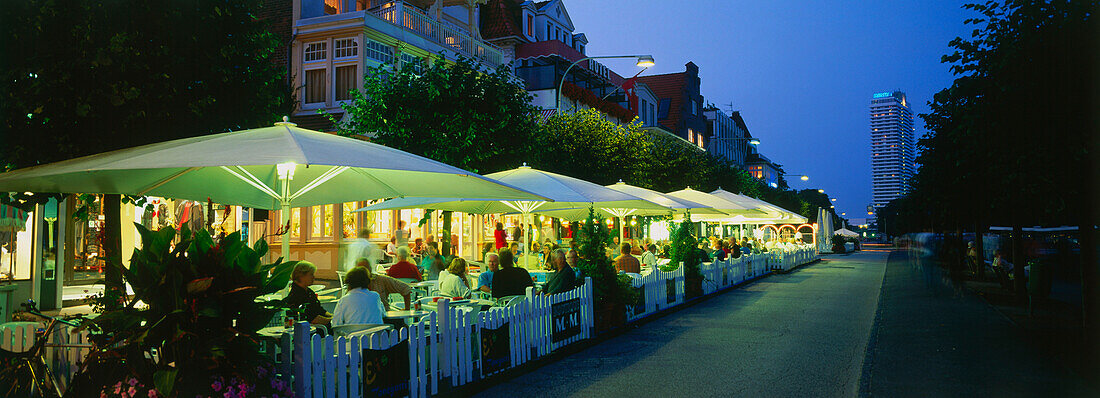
[386, 246, 423, 281]
[284, 261, 331, 326]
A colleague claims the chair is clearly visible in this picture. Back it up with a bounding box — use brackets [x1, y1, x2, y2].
[496, 295, 526, 308]
[333, 323, 392, 337]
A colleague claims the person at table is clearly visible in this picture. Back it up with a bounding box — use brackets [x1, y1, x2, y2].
[491, 250, 533, 299]
[418, 243, 438, 273]
[331, 267, 385, 326]
[479, 252, 500, 294]
[545, 249, 577, 295]
[438, 258, 472, 298]
[356, 258, 413, 311]
[641, 244, 658, 269]
[509, 241, 521, 256]
[613, 242, 641, 274]
[713, 241, 728, 261]
[494, 222, 507, 250]
[386, 246, 423, 282]
[566, 248, 583, 279]
[411, 237, 426, 257]
[343, 228, 382, 272]
[386, 236, 398, 257]
[284, 262, 331, 326]
[740, 238, 753, 255]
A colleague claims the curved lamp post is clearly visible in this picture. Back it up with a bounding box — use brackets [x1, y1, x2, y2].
[555, 54, 654, 113]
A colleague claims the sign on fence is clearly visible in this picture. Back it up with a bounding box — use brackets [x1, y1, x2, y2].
[362, 339, 410, 398]
[666, 279, 676, 305]
[631, 286, 646, 316]
[551, 297, 582, 344]
[480, 323, 511, 374]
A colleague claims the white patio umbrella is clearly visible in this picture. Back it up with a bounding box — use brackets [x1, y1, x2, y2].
[355, 165, 668, 268]
[0, 119, 545, 256]
[534, 181, 727, 244]
[836, 228, 859, 238]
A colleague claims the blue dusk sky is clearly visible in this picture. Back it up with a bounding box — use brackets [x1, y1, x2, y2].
[568, 0, 974, 219]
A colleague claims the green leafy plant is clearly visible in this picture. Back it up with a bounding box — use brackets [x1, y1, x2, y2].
[574, 208, 638, 316]
[663, 213, 705, 297]
[70, 224, 296, 397]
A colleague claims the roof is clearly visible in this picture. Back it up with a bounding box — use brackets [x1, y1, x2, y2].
[636, 72, 686, 132]
[481, 0, 526, 41]
[730, 111, 750, 135]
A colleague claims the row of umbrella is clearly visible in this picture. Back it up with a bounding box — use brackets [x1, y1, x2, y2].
[0, 120, 805, 264]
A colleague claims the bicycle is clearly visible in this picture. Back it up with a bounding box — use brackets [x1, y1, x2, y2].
[0, 300, 93, 398]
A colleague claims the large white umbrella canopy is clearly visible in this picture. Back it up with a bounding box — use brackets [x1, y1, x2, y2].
[355, 165, 667, 267]
[835, 228, 860, 238]
[0, 120, 545, 256]
[708, 189, 808, 224]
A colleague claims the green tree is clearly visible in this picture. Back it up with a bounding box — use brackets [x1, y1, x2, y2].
[914, 0, 1096, 341]
[0, 0, 291, 301]
[535, 108, 648, 185]
[333, 56, 542, 255]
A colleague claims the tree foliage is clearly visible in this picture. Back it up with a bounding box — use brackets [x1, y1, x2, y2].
[896, 0, 1097, 231]
[333, 56, 542, 174]
[0, 0, 292, 170]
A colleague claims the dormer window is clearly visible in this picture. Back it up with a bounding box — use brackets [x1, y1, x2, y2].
[526, 14, 533, 37]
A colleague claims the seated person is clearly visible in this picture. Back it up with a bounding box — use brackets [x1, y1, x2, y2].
[740, 238, 752, 255]
[491, 250, 533, 299]
[284, 261, 331, 326]
[355, 258, 413, 310]
[613, 242, 641, 274]
[713, 241, 728, 261]
[478, 252, 500, 294]
[411, 238, 426, 257]
[438, 258, 472, 298]
[417, 243, 439, 273]
[545, 249, 577, 295]
[386, 237, 398, 257]
[641, 244, 658, 269]
[331, 267, 385, 326]
[386, 246, 423, 282]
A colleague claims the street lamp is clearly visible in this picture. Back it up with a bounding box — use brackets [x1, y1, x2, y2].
[831, 198, 837, 202]
[817, 189, 825, 193]
[556, 54, 655, 113]
[710, 136, 761, 146]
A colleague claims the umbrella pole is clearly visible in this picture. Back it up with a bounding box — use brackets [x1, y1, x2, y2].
[281, 202, 290, 262]
[523, 211, 531, 270]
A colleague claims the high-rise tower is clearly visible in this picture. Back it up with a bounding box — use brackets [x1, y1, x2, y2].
[870, 91, 915, 209]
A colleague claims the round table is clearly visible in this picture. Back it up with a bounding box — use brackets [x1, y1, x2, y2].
[383, 310, 431, 327]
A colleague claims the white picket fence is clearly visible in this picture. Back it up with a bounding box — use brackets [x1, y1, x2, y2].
[7, 247, 822, 398]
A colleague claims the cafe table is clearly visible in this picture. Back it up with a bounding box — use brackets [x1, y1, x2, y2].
[383, 310, 431, 327]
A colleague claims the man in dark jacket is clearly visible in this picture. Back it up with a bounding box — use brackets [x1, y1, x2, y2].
[491, 250, 534, 299]
[545, 249, 577, 295]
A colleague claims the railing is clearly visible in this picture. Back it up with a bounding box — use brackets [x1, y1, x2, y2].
[371, 2, 504, 67]
[12, 248, 824, 397]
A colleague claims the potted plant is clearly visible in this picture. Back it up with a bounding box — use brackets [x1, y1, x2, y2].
[663, 214, 705, 298]
[68, 224, 297, 397]
[573, 208, 638, 332]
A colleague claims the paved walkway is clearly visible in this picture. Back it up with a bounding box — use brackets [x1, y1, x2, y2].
[475, 251, 889, 397]
[860, 250, 1097, 397]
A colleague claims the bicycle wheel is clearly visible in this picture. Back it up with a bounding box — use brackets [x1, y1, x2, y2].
[0, 347, 63, 398]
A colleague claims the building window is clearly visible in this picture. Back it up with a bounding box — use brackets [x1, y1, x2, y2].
[311, 205, 334, 239]
[400, 53, 422, 74]
[304, 41, 327, 62]
[342, 202, 360, 239]
[649, 103, 655, 125]
[546, 23, 551, 41]
[640, 100, 647, 125]
[688, 129, 694, 143]
[364, 38, 393, 64]
[527, 15, 533, 37]
[334, 38, 358, 59]
[305, 69, 327, 104]
[334, 65, 357, 101]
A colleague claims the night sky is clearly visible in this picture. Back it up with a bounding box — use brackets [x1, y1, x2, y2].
[569, 0, 974, 219]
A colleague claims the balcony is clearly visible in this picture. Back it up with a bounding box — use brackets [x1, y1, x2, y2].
[372, 2, 502, 66]
[297, 1, 503, 68]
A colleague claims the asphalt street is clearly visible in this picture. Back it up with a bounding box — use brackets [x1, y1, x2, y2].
[475, 251, 889, 397]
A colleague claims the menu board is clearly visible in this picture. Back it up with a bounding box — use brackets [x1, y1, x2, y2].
[480, 323, 511, 375]
[552, 297, 582, 344]
[361, 339, 410, 398]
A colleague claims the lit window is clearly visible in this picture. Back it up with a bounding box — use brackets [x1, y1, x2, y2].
[526, 15, 533, 37]
[311, 205, 334, 238]
[305, 69, 326, 104]
[342, 202, 359, 239]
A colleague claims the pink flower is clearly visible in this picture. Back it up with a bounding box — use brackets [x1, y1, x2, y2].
[128, 377, 139, 387]
[148, 389, 159, 398]
[128, 386, 137, 396]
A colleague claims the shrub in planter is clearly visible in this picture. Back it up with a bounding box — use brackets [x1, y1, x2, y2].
[662, 214, 705, 298]
[68, 224, 297, 397]
[574, 208, 637, 331]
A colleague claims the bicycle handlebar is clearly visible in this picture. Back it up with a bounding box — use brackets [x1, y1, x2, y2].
[19, 300, 84, 328]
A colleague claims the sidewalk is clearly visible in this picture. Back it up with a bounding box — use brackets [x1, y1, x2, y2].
[859, 251, 1096, 397]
